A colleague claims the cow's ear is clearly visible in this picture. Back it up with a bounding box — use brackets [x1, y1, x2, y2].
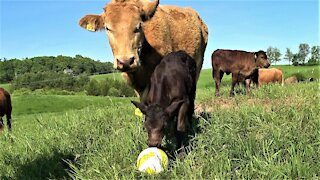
[165, 100, 184, 117]
[141, 0, 159, 21]
[79, 14, 104, 32]
[131, 101, 147, 114]
[254, 52, 257, 61]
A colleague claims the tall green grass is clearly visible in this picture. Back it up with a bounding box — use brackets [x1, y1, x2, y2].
[11, 95, 128, 116]
[0, 66, 319, 179]
[275, 65, 319, 79]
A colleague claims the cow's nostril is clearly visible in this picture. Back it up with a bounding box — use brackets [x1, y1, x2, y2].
[117, 59, 125, 65]
[129, 57, 135, 65]
[266, 63, 271, 68]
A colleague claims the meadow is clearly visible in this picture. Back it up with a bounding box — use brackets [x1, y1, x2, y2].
[0, 65, 319, 179]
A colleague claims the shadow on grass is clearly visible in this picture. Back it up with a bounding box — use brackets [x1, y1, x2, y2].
[1, 149, 76, 180]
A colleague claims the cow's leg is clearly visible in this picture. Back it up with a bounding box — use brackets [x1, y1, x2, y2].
[230, 73, 238, 97]
[213, 70, 223, 96]
[0, 116, 3, 131]
[176, 102, 189, 148]
[255, 81, 259, 88]
[245, 79, 251, 94]
[212, 70, 219, 96]
[6, 114, 12, 131]
[219, 71, 224, 83]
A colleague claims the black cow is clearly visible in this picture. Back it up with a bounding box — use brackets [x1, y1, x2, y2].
[132, 51, 197, 149]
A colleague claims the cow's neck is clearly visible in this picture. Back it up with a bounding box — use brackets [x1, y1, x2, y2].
[125, 40, 162, 102]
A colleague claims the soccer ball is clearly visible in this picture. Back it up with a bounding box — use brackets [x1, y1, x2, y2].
[136, 147, 169, 174]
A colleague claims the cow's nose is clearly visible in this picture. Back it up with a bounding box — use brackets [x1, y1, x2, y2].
[148, 139, 161, 148]
[116, 57, 135, 69]
[266, 62, 271, 68]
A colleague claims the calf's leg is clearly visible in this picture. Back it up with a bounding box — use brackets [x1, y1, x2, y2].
[229, 73, 238, 97]
[176, 102, 189, 148]
[213, 70, 223, 96]
[245, 79, 251, 94]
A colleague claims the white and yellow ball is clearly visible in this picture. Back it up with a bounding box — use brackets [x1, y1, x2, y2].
[136, 147, 169, 174]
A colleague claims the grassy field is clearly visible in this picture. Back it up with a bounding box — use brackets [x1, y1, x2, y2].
[0, 83, 11, 91]
[0, 65, 319, 179]
[90, 72, 123, 82]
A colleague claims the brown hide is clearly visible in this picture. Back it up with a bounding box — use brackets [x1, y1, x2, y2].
[0, 88, 12, 131]
[79, 0, 208, 103]
[211, 49, 270, 96]
[258, 68, 284, 86]
[284, 76, 298, 84]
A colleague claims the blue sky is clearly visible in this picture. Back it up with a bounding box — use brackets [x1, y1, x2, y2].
[1, 0, 319, 68]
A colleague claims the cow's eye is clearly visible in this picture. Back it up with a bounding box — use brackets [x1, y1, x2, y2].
[104, 24, 111, 31]
[134, 23, 142, 33]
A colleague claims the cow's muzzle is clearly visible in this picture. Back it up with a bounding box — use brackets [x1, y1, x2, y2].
[148, 140, 162, 148]
[147, 133, 163, 148]
[265, 62, 271, 68]
[116, 57, 136, 71]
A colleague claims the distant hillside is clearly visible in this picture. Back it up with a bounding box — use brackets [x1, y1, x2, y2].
[0, 55, 114, 83]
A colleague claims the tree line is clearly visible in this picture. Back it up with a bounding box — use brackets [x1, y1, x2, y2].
[266, 43, 319, 66]
[0, 55, 114, 84]
[0, 55, 136, 97]
[11, 72, 135, 97]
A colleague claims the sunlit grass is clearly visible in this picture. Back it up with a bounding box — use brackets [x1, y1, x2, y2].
[0, 66, 319, 179]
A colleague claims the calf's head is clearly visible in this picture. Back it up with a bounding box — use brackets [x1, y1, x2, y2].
[254, 50, 270, 68]
[79, 0, 159, 72]
[131, 100, 183, 147]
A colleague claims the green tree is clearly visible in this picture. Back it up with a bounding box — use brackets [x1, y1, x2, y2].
[284, 48, 294, 65]
[0, 60, 15, 83]
[266, 47, 282, 65]
[292, 54, 301, 66]
[298, 43, 310, 65]
[308, 46, 320, 64]
[1, 55, 114, 84]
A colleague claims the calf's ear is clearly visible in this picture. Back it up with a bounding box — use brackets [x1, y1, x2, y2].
[131, 101, 147, 114]
[79, 14, 104, 32]
[165, 100, 184, 117]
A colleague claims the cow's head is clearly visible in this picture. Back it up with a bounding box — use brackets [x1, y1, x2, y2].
[131, 100, 182, 147]
[254, 50, 270, 68]
[79, 0, 159, 72]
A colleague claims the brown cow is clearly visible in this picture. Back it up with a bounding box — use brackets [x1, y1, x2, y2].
[211, 49, 270, 96]
[284, 76, 298, 84]
[131, 51, 196, 149]
[79, 0, 208, 103]
[252, 68, 284, 86]
[0, 88, 12, 131]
